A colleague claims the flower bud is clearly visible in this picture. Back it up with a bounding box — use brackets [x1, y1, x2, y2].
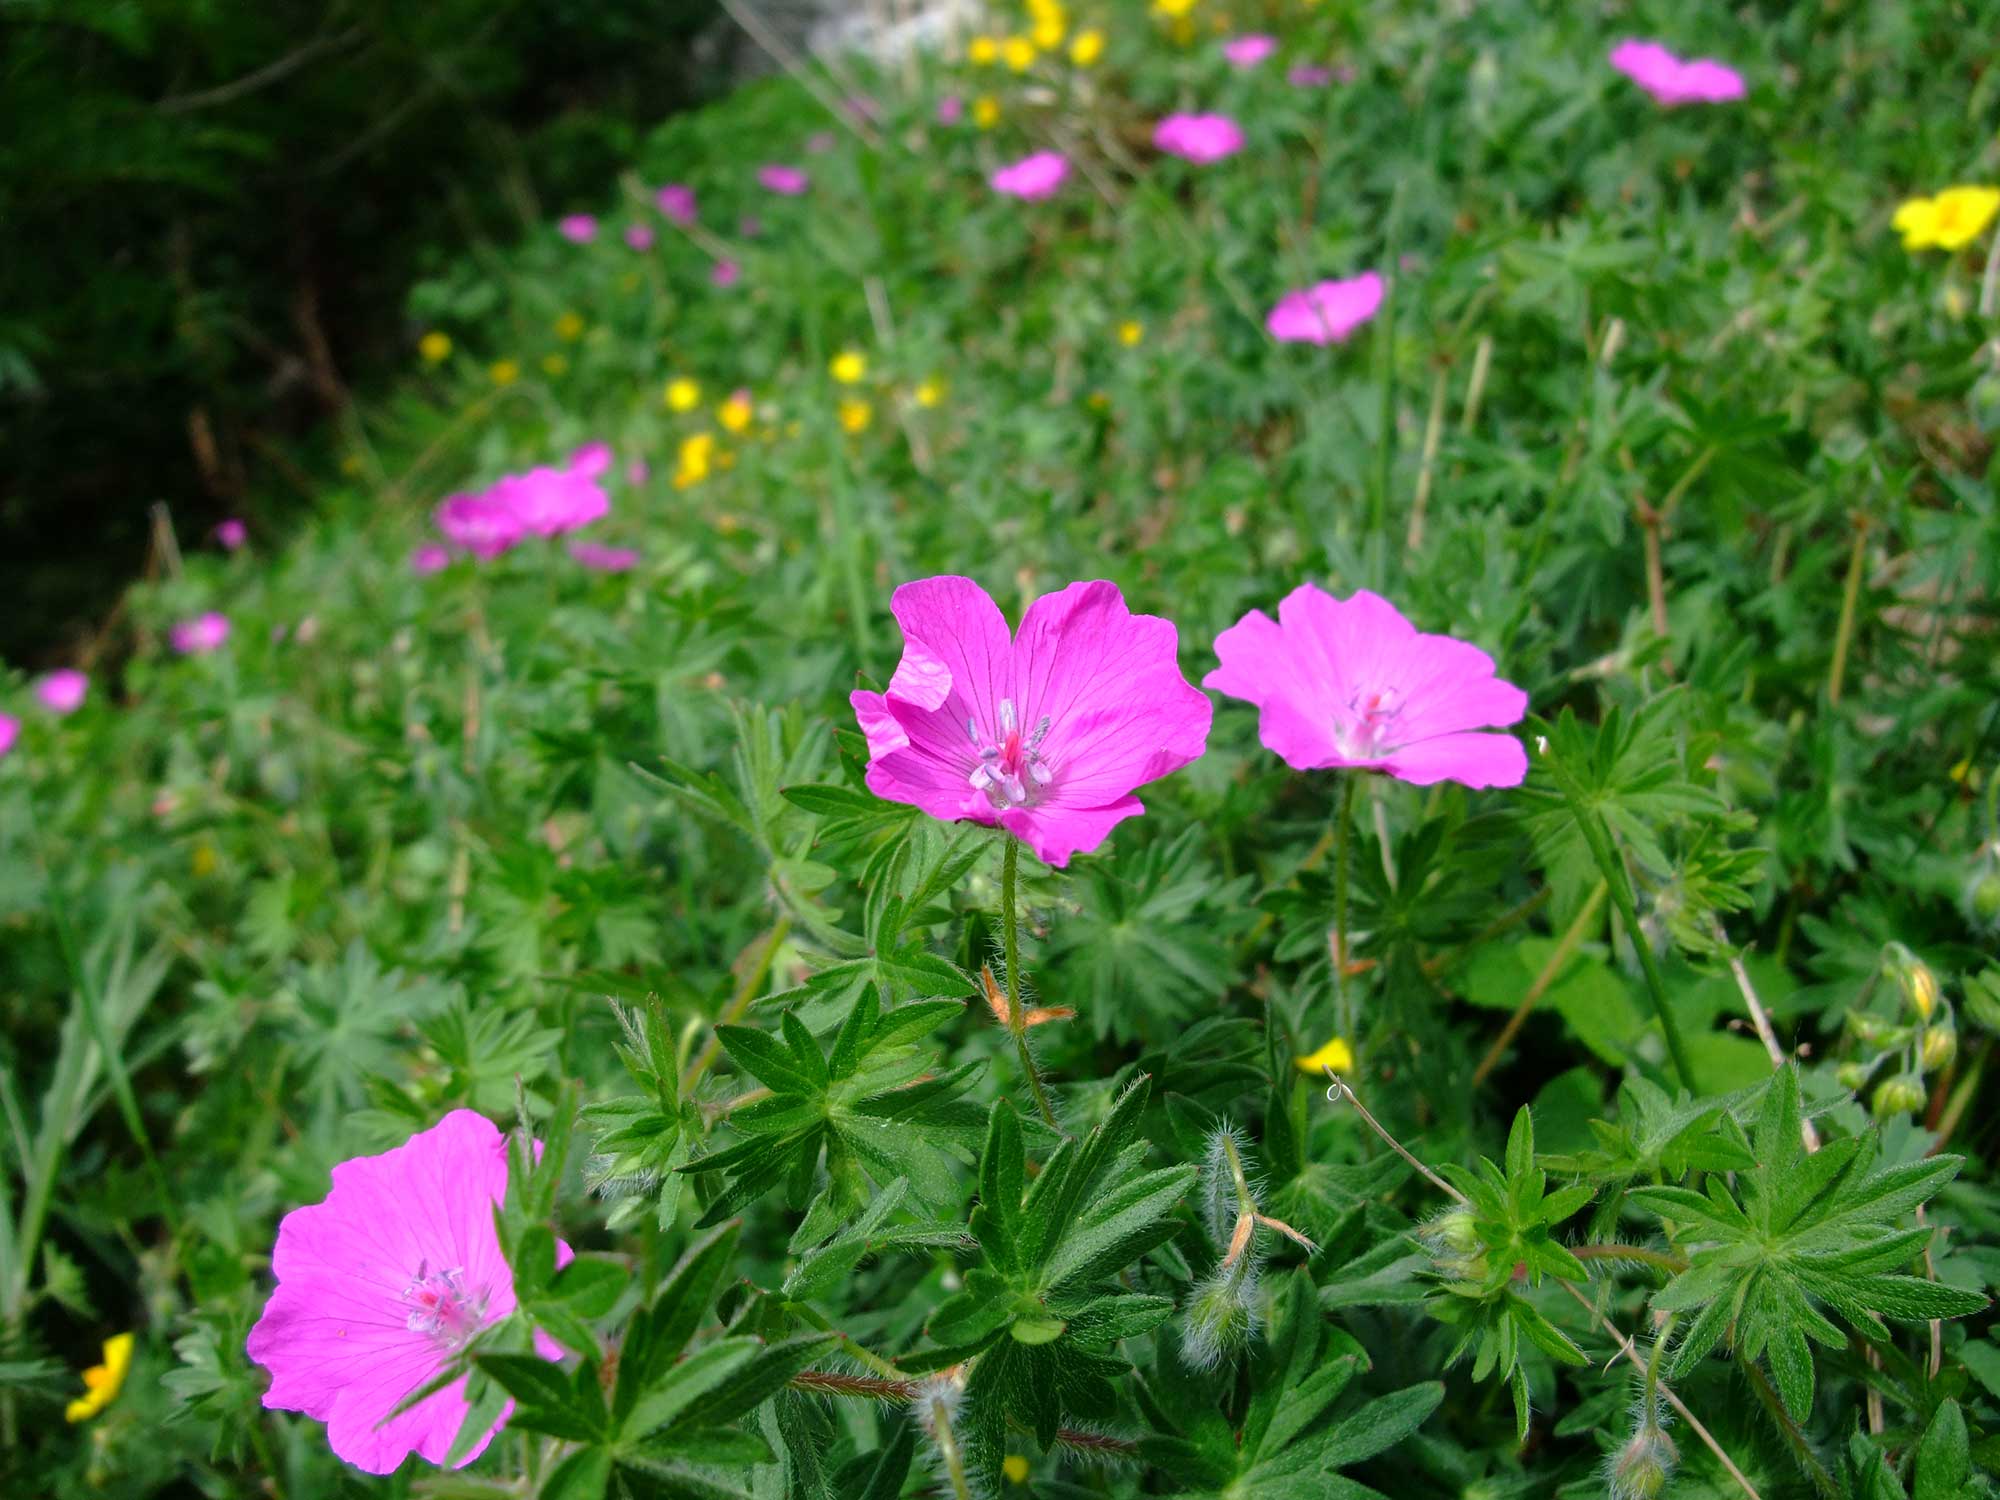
[1607, 1421, 1678, 1500]
[1420, 1208, 1488, 1282]
[1179, 1263, 1256, 1370]
[1872, 1073, 1927, 1120]
[1883, 943, 1939, 1020]
[1921, 1024, 1958, 1072]
[1844, 1012, 1907, 1046]
[1835, 1061, 1871, 1091]
[1964, 871, 2000, 931]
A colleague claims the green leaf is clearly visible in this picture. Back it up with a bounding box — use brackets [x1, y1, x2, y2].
[540, 1445, 611, 1500]
[1912, 1400, 1969, 1500]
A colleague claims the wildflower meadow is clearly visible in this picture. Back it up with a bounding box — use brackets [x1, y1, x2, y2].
[11, 2, 2000, 1497]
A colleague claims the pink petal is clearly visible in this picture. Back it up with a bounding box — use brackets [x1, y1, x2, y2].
[998, 796, 1147, 868]
[1381, 731, 1528, 789]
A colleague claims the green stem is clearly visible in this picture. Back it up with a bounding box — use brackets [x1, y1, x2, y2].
[927, 1388, 975, 1500]
[681, 915, 793, 1095]
[1826, 516, 1868, 707]
[1001, 839, 1060, 1132]
[1470, 882, 1606, 1087]
[1741, 1356, 1841, 1500]
[1332, 774, 1358, 1039]
[1572, 1242, 1688, 1275]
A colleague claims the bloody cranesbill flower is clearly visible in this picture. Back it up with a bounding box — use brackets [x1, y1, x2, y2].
[557, 213, 598, 243]
[492, 464, 609, 539]
[1608, 40, 1745, 106]
[624, 223, 656, 251]
[1265, 272, 1384, 344]
[711, 258, 742, 288]
[758, 164, 810, 195]
[435, 490, 524, 559]
[216, 518, 248, 550]
[1288, 64, 1333, 88]
[655, 184, 697, 224]
[247, 1111, 565, 1475]
[850, 576, 1212, 866]
[569, 540, 640, 573]
[1153, 113, 1245, 164]
[566, 442, 613, 479]
[937, 94, 965, 124]
[35, 670, 87, 715]
[990, 151, 1069, 200]
[411, 543, 452, 576]
[0, 713, 17, 758]
[1223, 34, 1276, 68]
[171, 613, 232, 656]
[1205, 584, 1528, 788]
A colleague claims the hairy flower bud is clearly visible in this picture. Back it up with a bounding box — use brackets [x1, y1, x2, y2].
[1921, 1024, 1958, 1072]
[1607, 1420, 1678, 1500]
[1835, 1061, 1872, 1091]
[1420, 1208, 1487, 1282]
[1179, 1261, 1257, 1370]
[1872, 1073, 1927, 1120]
[1883, 943, 1939, 1020]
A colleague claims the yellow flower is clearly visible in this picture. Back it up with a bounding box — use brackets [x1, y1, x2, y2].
[673, 432, 715, 488]
[1002, 1454, 1031, 1484]
[838, 398, 874, 434]
[190, 842, 218, 879]
[1153, 0, 1197, 16]
[540, 354, 568, 377]
[1294, 1036, 1355, 1076]
[1117, 320, 1144, 346]
[1894, 185, 2000, 252]
[830, 350, 868, 384]
[718, 392, 754, 433]
[1070, 29, 1104, 66]
[973, 95, 1001, 129]
[418, 331, 451, 363]
[553, 311, 585, 342]
[1002, 35, 1037, 72]
[489, 359, 520, 387]
[666, 377, 701, 412]
[1031, 10, 1066, 50]
[967, 35, 999, 65]
[914, 379, 943, 408]
[67, 1333, 134, 1423]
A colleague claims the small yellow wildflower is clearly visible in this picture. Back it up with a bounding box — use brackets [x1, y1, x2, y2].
[1002, 1454, 1031, 1484]
[666, 377, 701, 412]
[1153, 0, 1197, 17]
[540, 354, 568, 377]
[973, 95, 1001, 129]
[718, 392, 754, 433]
[190, 842, 218, 879]
[914, 379, 943, 408]
[553, 311, 585, 341]
[1294, 1037, 1355, 1076]
[1001, 35, 1038, 72]
[674, 432, 715, 488]
[1070, 29, 1104, 66]
[967, 35, 999, 65]
[66, 1333, 134, 1423]
[830, 350, 868, 384]
[418, 331, 451, 363]
[1031, 8, 1066, 50]
[489, 359, 520, 387]
[838, 398, 874, 434]
[1894, 186, 2000, 252]
[1117, 320, 1144, 346]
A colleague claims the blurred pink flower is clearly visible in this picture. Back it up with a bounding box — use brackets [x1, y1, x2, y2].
[758, 165, 810, 195]
[1223, 34, 1277, 68]
[990, 151, 1069, 200]
[557, 214, 598, 243]
[216, 517, 248, 550]
[850, 576, 1212, 867]
[0, 714, 17, 759]
[1207, 584, 1528, 788]
[807, 130, 837, 153]
[567, 442, 613, 479]
[1288, 65, 1333, 87]
[171, 613, 232, 656]
[491, 466, 608, 539]
[937, 94, 964, 124]
[35, 670, 87, 714]
[624, 223, 656, 251]
[1265, 271, 1384, 344]
[1609, 39, 1745, 105]
[655, 184, 697, 225]
[246, 1111, 567, 1475]
[1153, 113, 1245, 164]
[411, 543, 452, 576]
[569, 540, 640, 572]
[434, 491, 526, 559]
[625, 458, 649, 485]
[711, 258, 742, 288]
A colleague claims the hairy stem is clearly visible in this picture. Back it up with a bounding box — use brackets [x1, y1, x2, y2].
[1571, 1242, 1688, 1275]
[1741, 1355, 1840, 1500]
[1826, 515, 1868, 707]
[1332, 773, 1358, 1039]
[1471, 881, 1606, 1087]
[682, 915, 793, 1094]
[1002, 838, 1061, 1131]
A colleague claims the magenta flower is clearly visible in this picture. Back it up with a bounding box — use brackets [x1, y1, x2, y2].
[34, 670, 87, 715]
[247, 1111, 566, 1474]
[1609, 39, 1745, 106]
[171, 612, 232, 656]
[1223, 34, 1277, 68]
[569, 540, 640, 572]
[990, 151, 1069, 201]
[0, 714, 16, 759]
[411, 544, 453, 576]
[216, 517, 248, 550]
[567, 441, 613, 479]
[491, 466, 609, 539]
[624, 223, 656, 251]
[435, 491, 527, 559]
[625, 458, 649, 485]
[655, 184, 697, 225]
[1288, 64, 1333, 88]
[937, 94, 965, 125]
[1206, 585, 1528, 788]
[557, 214, 598, 243]
[711, 258, 742, 288]
[1153, 113, 1246, 164]
[758, 165, 810, 196]
[849, 576, 1212, 867]
[1265, 272, 1384, 344]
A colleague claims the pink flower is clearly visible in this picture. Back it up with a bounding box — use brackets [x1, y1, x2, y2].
[1265, 272, 1384, 344]
[569, 540, 640, 572]
[937, 94, 964, 125]
[655, 184, 697, 224]
[410, 544, 452, 576]
[624, 458, 649, 485]
[557, 214, 598, 243]
[434, 491, 526, 559]
[850, 576, 1212, 867]
[624, 223, 656, 251]
[1153, 113, 1246, 164]
[990, 151, 1069, 201]
[0, 714, 16, 759]
[1206, 585, 1528, 788]
[171, 612, 232, 656]
[1288, 64, 1333, 88]
[490, 466, 609, 539]
[758, 165, 810, 196]
[247, 1111, 567, 1475]
[567, 441, 613, 479]
[711, 258, 742, 288]
[1223, 34, 1277, 68]
[216, 518, 248, 550]
[1609, 39, 1745, 106]
[34, 670, 87, 715]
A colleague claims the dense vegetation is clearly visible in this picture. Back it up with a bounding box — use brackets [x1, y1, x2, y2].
[8, 1, 2000, 1497]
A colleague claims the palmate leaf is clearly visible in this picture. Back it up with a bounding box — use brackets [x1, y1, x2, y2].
[1630, 1065, 1987, 1419]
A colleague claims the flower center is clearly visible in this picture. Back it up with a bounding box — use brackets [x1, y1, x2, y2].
[965, 697, 1054, 808]
[401, 1263, 488, 1349]
[1335, 687, 1404, 760]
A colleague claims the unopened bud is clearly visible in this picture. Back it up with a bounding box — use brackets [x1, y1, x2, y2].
[1872, 1073, 1927, 1120]
[1921, 1025, 1958, 1072]
[1180, 1263, 1257, 1370]
[1845, 1012, 1909, 1048]
[1965, 872, 2000, 931]
[1420, 1208, 1487, 1282]
[1607, 1422, 1678, 1500]
[1883, 943, 1939, 1020]
[1835, 1061, 1871, 1091]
